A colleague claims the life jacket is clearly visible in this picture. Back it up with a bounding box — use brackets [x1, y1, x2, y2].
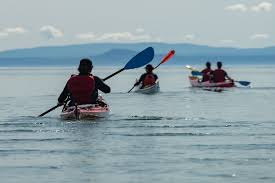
[143, 73, 156, 86]
[67, 75, 95, 105]
[213, 69, 226, 83]
[201, 68, 213, 82]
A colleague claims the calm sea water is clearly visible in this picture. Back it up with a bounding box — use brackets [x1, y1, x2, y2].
[0, 65, 275, 183]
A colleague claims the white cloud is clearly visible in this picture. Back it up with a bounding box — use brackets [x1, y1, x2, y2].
[76, 31, 152, 42]
[225, 4, 248, 12]
[251, 2, 272, 12]
[40, 25, 63, 39]
[99, 32, 151, 41]
[4, 27, 27, 34]
[225, 2, 272, 13]
[183, 34, 195, 41]
[220, 39, 235, 44]
[250, 34, 269, 40]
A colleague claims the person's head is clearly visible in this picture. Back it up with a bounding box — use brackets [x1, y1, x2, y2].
[78, 58, 93, 74]
[206, 62, 211, 69]
[217, 61, 222, 69]
[145, 64, 154, 73]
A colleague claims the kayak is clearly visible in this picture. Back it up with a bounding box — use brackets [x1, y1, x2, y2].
[189, 76, 235, 88]
[60, 97, 110, 120]
[134, 82, 160, 94]
[61, 103, 110, 120]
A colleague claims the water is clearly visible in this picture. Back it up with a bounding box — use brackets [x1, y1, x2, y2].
[0, 65, 275, 183]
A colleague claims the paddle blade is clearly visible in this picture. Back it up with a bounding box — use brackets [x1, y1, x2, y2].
[185, 65, 192, 69]
[124, 47, 154, 70]
[191, 70, 202, 76]
[237, 81, 251, 86]
[161, 50, 175, 64]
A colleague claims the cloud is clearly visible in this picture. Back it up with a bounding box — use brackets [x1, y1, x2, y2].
[4, 27, 27, 34]
[76, 31, 152, 42]
[250, 34, 269, 40]
[251, 2, 272, 12]
[183, 34, 195, 41]
[225, 4, 248, 12]
[99, 32, 151, 41]
[40, 25, 63, 39]
[225, 2, 272, 13]
[220, 39, 235, 44]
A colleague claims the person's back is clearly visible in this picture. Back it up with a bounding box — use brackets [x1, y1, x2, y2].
[58, 59, 110, 106]
[134, 64, 158, 88]
[143, 73, 157, 86]
[201, 62, 213, 82]
[213, 69, 226, 82]
[212, 62, 232, 83]
[67, 75, 95, 104]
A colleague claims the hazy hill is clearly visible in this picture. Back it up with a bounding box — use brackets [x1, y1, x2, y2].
[0, 43, 274, 66]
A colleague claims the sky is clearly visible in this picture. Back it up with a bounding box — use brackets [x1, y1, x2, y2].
[0, 0, 274, 51]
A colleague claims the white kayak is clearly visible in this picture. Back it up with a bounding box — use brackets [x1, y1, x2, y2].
[134, 82, 160, 94]
[60, 96, 110, 120]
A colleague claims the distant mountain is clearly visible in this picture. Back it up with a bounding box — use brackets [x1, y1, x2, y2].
[0, 43, 274, 66]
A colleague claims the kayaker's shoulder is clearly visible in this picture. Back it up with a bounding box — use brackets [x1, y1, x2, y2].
[93, 76, 103, 81]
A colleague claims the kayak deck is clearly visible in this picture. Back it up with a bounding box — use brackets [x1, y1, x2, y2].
[61, 103, 110, 120]
[189, 76, 235, 88]
[134, 82, 160, 94]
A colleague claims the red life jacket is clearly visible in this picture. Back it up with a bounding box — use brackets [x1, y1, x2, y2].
[67, 75, 95, 104]
[213, 69, 226, 83]
[201, 68, 213, 82]
[143, 73, 156, 86]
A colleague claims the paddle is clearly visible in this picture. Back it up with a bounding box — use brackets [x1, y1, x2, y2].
[38, 47, 155, 117]
[235, 80, 251, 86]
[191, 70, 203, 76]
[185, 65, 196, 71]
[127, 50, 175, 93]
[154, 50, 175, 69]
[103, 47, 154, 81]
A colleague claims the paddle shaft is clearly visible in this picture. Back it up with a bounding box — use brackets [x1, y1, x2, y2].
[38, 104, 62, 117]
[127, 85, 135, 93]
[103, 68, 124, 81]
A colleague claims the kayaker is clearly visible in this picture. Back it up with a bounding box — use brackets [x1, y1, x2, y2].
[212, 61, 233, 83]
[201, 62, 213, 82]
[134, 64, 158, 88]
[58, 58, 111, 106]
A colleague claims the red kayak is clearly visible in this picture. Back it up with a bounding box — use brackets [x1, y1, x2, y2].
[189, 76, 235, 88]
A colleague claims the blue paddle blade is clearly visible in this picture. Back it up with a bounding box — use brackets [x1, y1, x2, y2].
[191, 70, 202, 76]
[124, 47, 154, 70]
[237, 81, 251, 86]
